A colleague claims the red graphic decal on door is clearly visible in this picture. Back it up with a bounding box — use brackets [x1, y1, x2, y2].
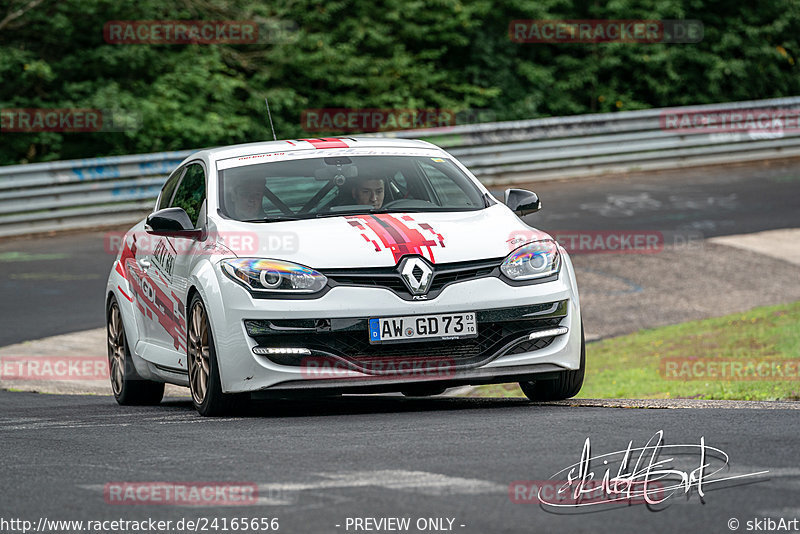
[120, 235, 187, 352]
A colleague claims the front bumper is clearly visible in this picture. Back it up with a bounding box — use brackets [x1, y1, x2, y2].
[205, 257, 582, 394]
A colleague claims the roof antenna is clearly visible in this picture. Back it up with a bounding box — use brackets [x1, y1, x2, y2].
[264, 97, 277, 141]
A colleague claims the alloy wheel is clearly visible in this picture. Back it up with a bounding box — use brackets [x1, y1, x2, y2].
[107, 303, 126, 396]
[188, 301, 211, 405]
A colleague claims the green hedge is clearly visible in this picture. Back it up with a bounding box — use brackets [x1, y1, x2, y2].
[1, 0, 798, 164]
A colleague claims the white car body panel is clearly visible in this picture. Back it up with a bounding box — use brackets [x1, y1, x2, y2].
[207, 204, 550, 268]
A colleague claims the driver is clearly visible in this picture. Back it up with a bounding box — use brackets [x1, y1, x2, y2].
[229, 176, 265, 220]
[350, 177, 385, 209]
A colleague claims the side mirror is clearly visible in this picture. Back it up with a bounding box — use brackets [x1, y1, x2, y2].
[146, 208, 202, 238]
[504, 189, 541, 217]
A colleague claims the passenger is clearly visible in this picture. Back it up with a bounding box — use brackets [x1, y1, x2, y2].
[229, 177, 265, 220]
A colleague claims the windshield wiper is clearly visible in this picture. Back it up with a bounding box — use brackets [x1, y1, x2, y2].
[314, 208, 422, 218]
[242, 216, 302, 223]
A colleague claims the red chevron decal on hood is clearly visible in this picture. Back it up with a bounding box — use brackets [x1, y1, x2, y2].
[345, 214, 445, 263]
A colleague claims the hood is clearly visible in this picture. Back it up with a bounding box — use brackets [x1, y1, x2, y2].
[211, 205, 553, 269]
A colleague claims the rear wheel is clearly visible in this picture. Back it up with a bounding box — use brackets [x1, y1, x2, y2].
[107, 297, 164, 406]
[519, 324, 585, 401]
[187, 294, 247, 416]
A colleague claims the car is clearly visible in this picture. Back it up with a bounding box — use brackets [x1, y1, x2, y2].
[105, 137, 584, 415]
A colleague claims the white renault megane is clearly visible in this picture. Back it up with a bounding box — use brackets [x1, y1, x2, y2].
[105, 137, 584, 415]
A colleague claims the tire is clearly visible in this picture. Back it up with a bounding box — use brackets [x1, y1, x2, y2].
[187, 293, 247, 416]
[400, 386, 447, 397]
[519, 324, 585, 401]
[107, 296, 165, 406]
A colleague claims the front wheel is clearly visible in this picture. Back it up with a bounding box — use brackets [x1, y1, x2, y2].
[187, 294, 247, 416]
[519, 324, 585, 401]
[107, 296, 164, 406]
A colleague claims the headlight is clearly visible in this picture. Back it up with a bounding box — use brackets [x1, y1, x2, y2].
[500, 240, 560, 280]
[221, 259, 328, 293]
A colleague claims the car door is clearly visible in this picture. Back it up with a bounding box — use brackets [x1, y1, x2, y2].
[146, 162, 207, 368]
[127, 165, 185, 351]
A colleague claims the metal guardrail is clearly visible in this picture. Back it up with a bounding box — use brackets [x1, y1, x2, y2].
[2, 97, 800, 237]
[0, 151, 194, 237]
[381, 95, 800, 184]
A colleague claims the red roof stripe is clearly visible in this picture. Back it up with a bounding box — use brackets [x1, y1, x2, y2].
[299, 138, 350, 149]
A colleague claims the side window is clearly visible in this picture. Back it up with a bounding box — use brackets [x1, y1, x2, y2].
[157, 167, 185, 211]
[171, 163, 206, 227]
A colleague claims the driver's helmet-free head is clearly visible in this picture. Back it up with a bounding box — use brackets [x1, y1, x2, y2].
[349, 176, 386, 209]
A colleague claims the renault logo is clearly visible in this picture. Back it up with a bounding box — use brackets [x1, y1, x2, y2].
[399, 256, 433, 295]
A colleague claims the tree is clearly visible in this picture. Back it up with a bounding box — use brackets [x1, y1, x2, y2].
[1, 0, 798, 165]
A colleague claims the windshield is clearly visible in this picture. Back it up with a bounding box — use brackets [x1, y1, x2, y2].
[218, 155, 486, 222]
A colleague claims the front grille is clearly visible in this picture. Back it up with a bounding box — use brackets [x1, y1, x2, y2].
[245, 301, 568, 373]
[326, 271, 407, 293]
[429, 265, 496, 291]
[323, 257, 502, 300]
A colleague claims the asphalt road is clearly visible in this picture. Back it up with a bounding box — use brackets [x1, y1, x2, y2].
[1, 159, 799, 347]
[1, 391, 797, 533]
[3, 159, 799, 534]
[526, 159, 800, 235]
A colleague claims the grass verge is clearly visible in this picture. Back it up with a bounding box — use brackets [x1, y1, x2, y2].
[463, 301, 800, 401]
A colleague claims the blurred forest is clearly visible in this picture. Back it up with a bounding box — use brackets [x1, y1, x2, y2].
[0, 0, 798, 164]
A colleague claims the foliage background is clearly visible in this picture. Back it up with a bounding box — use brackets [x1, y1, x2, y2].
[1, 0, 798, 164]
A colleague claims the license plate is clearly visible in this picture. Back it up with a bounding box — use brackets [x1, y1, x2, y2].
[369, 312, 477, 344]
